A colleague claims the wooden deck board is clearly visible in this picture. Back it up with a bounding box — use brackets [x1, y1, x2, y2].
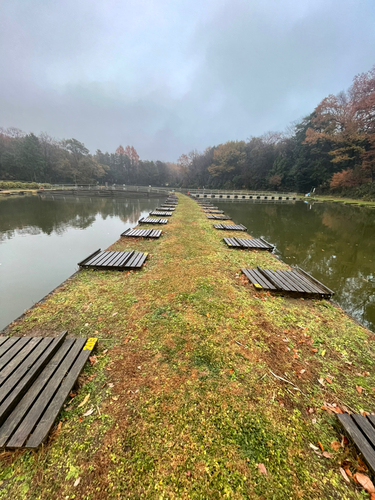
[241, 267, 334, 298]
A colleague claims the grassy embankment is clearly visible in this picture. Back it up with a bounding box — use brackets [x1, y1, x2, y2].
[1, 194, 375, 499]
[312, 195, 375, 208]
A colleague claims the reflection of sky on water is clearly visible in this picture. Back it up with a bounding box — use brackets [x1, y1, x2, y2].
[216, 200, 375, 332]
[0, 195, 163, 330]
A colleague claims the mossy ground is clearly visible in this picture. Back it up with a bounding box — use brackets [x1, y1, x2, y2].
[1, 194, 374, 499]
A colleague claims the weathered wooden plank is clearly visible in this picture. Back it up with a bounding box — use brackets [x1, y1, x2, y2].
[223, 238, 241, 247]
[6, 338, 89, 448]
[273, 270, 306, 293]
[0, 338, 20, 360]
[337, 414, 375, 474]
[284, 271, 318, 294]
[0, 338, 32, 373]
[352, 415, 375, 451]
[259, 269, 290, 291]
[24, 338, 97, 449]
[0, 338, 8, 348]
[296, 267, 334, 295]
[77, 249, 101, 266]
[241, 268, 276, 290]
[0, 337, 74, 447]
[0, 333, 67, 427]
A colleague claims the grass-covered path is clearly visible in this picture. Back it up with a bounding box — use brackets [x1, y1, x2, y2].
[1, 194, 375, 499]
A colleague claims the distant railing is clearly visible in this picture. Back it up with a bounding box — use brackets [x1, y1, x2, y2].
[45, 184, 183, 194]
[189, 188, 298, 197]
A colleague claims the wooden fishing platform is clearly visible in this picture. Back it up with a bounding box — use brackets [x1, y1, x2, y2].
[207, 215, 231, 220]
[78, 249, 147, 270]
[149, 211, 173, 216]
[0, 332, 96, 449]
[204, 210, 224, 213]
[337, 413, 375, 474]
[202, 206, 218, 210]
[139, 217, 168, 224]
[213, 224, 247, 231]
[163, 202, 178, 206]
[224, 237, 274, 251]
[121, 228, 162, 239]
[156, 207, 175, 211]
[241, 266, 334, 298]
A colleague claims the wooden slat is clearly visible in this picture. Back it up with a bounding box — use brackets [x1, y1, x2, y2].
[337, 414, 375, 474]
[284, 271, 317, 294]
[86, 251, 108, 266]
[0, 338, 20, 360]
[0, 338, 74, 447]
[6, 338, 88, 448]
[0, 338, 8, 347]
[256, 269, 287, 291]
[223, 238, 241, 247]
[279, 271, 310, 293]
[0, 333, 67, 428]
[24, 338, 97, 449]
[0, 338, 33, 374]
[77, 249, 101, 266]
[268, 270, 304, 293]
[290, 270, 324, 294]
[352, 415, 375, 450]
[241, 268, 277, 290]
[296, 267, 334, 295]
[109, 251, 133, 267]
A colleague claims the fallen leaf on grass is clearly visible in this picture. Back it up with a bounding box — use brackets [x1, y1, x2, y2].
[330, 441, 341, 451]
[318, 442, 324, 451]
[112, 312, 118, 317]
[83, 408, 94, 417]
[356, 385, 363, 394]
[107, 383, 114, 388]
[318, 378, 325, 387]
[89, 355, 97, 366]
[322, 452, 334, 459]
[309, 443, 319, 451]
[112, 396, 119, 401]
[257, 463, 267, 475]
[326, 377, 332, 384]
[354, 472, 375, 493]
[321, 403, 344, 414]
[341, 435, 349, 447]
[340, 467, 350, 484]
[300, 369, 306, 375]
[360, 409, 370, 417]
[77, 394, 90, 408]
[74, 477, 81, 487]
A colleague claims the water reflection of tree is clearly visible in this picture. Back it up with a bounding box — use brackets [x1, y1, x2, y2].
[0, 195, 163, 239]
[218, 201, 375, 331]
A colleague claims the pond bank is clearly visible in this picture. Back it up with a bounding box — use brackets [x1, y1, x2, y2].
[311, 194, 375, 207]
[1, 194, 375, 499]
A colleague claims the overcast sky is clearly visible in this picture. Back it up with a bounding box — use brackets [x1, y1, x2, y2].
[1, 0, 374, 161]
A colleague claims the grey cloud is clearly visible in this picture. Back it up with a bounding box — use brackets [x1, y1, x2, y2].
[0, 0, 374, 161]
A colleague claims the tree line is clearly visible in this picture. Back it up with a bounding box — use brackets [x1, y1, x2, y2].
[178, 66, 375, 198]
[1, 65, 374, 197]
[0, 132, 184, 187]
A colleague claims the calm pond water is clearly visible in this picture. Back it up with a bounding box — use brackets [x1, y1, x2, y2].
[0, 194, 163, 330]
[216, 200, 375, 332]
